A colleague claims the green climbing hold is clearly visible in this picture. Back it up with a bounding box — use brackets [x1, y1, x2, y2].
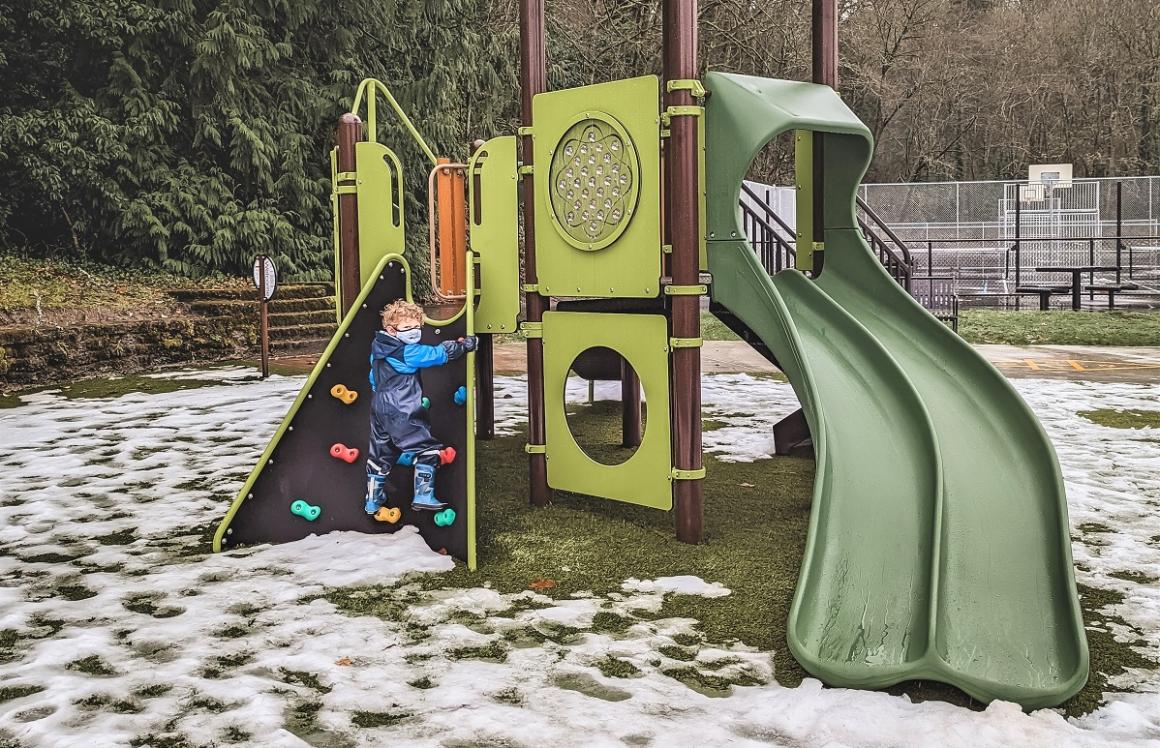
[433, 508, 456, 527]
[421, 396, 431, 409]
[290, 499, 321, 522]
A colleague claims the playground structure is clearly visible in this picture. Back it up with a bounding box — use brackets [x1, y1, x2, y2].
[213, 0, 1089, 711]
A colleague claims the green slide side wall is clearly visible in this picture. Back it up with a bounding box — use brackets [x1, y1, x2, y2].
[704, 71, 1088, 708]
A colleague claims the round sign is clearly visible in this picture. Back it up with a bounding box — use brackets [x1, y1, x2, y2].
[252, 255, 277, 302]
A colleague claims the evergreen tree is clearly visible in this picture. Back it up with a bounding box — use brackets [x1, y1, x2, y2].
[0, 0, 519, 279]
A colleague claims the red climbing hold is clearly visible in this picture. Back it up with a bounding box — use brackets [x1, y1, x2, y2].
[439, 446, 457, 466]
[330, 443, 359, 463]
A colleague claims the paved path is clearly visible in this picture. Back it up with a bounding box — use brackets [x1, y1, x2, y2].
[488, 342, 1160, 383]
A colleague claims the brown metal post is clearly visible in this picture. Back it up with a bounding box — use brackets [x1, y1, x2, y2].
[620, 360, 642, 448]
[812, 0, 837, 276]
[476, 334, 495, 439]
[665, 0, 703, 544]
[520, 0, 552, 506]
[336, 114, 363, 317]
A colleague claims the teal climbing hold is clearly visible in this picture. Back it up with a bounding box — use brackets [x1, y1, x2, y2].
[290, 499, 321, 522]
[421, 396, 431, 409]
[453, 386, 467, 406]
[433, 508, 456, 527]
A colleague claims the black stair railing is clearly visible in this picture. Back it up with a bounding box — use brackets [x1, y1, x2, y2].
[739, 183, 797, 275]
[855, 196, 913, 292]
[737, 185, 914, 293]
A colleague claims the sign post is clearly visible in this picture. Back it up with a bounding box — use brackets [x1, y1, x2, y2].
[252, 255, 277, 378]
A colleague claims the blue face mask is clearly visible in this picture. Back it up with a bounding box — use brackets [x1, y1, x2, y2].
[396, 328, 422, 344]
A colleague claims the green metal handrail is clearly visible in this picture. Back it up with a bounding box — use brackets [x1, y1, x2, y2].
[351, 78, 438, 166]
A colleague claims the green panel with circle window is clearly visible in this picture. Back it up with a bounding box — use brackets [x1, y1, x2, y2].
[543, 311, 673, 510]
[532, 76, 662, 298]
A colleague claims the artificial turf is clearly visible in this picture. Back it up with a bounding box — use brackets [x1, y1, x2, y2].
[329, 400, 1155, 716]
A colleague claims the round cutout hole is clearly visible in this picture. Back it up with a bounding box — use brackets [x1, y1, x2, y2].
[564, 347, 647, 466]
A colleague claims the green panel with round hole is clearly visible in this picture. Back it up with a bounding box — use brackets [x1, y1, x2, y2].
[542, 311, 672, 509]
[468, 136, 521, 334]
[355, 141, 406, 289]
[532, 76, 663, 298]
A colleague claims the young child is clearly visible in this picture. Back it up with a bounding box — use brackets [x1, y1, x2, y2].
[365, 300, 477, 518]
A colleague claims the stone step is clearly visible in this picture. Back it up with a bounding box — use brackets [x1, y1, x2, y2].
[188, 297, 336, 318]
[168, 283, 334, 302]
[267, 309, 335, 327]
[269, 323, 335, 342]
[269, 337, 331, 357]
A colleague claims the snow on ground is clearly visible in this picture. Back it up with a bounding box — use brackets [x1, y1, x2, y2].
[0, 366, 1158, 747]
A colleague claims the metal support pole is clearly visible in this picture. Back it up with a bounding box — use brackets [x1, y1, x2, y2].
[811, 0, 837, 276]
[1116, 180, 1123, 282]
[621, 359, 642, 448]
[476, 334, 495, 440]
[520, 0, 552, 506]
[664, 0, 703, 544]
[1015, 193, 1022, 287]
[336, 114, 363, 317]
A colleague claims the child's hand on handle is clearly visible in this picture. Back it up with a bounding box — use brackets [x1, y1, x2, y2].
[459, 335, 479, 352]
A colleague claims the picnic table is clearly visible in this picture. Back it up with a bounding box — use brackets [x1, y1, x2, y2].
[1033, 265, 1119, 311]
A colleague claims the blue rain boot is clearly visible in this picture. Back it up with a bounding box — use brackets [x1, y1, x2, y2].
[411, 462, 447, 511]
[364, 473, 388, 515]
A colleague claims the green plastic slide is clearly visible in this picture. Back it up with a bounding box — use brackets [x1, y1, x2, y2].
[704, 72, 1088, 708]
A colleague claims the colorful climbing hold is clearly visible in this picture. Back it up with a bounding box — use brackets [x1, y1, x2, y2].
[433, 508, 456, 527]
[453, 386, 467, 406]
[439, 446, 456, 465]
[330, 384, 358, 405]
[421, 396, 431, 409]
[397, 452, 416, 467]
[374, 506, 402, 524]
[330, 443, 359, 463]
[290, 499, 321, 521]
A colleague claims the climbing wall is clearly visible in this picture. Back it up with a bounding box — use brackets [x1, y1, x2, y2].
[214, 256, 473, 565]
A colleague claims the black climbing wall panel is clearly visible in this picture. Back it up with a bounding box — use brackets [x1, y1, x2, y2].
[219, 259, 472, 562]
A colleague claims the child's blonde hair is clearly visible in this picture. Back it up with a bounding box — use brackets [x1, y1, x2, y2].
[381, 299, 423, 328]
[378, 299, 424, 329]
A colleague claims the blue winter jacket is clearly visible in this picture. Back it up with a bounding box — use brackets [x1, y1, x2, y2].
[368, 331, 468, 423]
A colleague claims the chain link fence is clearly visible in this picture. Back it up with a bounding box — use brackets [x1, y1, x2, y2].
[857, 176, 1160, 309]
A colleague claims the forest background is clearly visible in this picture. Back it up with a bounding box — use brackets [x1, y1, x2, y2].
[1, 0, 1157, 280]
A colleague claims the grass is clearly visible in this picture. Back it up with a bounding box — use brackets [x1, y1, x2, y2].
[0, 685, 43, 703]
[596, 656, 641, 679]
[334, 407, 819, 691]
[1080, 409, 1160, 429]
[351, 709, 413, 728]
[0, 253, 246, 326]
[700, 312, 741, 341]
[958, 310, 1160, 346]
[1067, 584, 1160, 716]
[66, 655, 117, 676]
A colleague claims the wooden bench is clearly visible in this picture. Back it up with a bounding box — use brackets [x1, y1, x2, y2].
[1084, 283, 1140, 309]
[1015, 286, 1071, 311]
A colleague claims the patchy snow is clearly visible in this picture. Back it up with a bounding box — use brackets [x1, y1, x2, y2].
[623, 576, 732, 598]
[0, 366, 1158, 747]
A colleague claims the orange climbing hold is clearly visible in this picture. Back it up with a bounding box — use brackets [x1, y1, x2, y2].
[330, 384, 358, 405]
[330, 443, 359, 463]
[439, 446, 456, 465]
[374, 506, 401, 524]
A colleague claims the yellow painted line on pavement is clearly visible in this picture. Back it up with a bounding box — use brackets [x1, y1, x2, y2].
[1067, 360, 1085, 371]
[1024, 359, 1040, 371]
